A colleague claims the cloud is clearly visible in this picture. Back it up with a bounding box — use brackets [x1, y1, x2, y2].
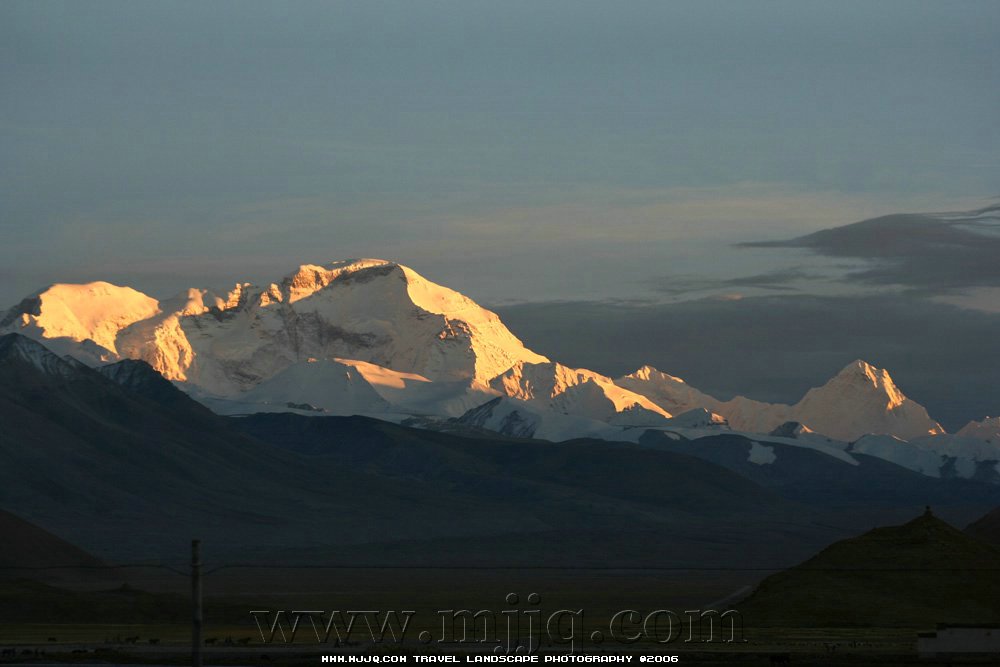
[741, 205, 1000, 294]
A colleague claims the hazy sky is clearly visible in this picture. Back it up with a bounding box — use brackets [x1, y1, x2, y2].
[2, 0, 998, 307]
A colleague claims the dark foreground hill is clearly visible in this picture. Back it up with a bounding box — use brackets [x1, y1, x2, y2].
[966, 505, 1000, 546]
[0, 333, 835, 568]
[0, 508, 103, 572]
[737, 510, 1000, 627]
[0, 509, 112, 587]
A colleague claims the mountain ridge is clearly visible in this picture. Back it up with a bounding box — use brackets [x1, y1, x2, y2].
[0, 260, 986, 448]
[618, 358, 944, 441]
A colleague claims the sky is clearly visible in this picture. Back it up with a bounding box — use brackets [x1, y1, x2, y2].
[2, 1, 998, 425]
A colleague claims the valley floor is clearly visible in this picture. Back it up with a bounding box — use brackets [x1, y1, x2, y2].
[1, 569, 992, 665]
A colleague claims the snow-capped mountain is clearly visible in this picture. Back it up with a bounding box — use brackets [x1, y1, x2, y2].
[453, 396, 623, 441]
[611, 359, 999, 479]
[851, 433, 1000, 482]
[769, 422, 819, 439]
[792, 360, 943, 441]
[2, 257, 993, 472]
[616, 359, 943, 442]
[490, 361, 671, 424]
[614, 366, 717, 415]
[664, 408, 729, 429]
[0, 282, 162, 365]
[333, 358, 498, 417]
[2, 259, 670, 424]
[240, 359, 392, 415]
[850, 435, 947, 478]
[615, 365, 789, 433]
[2, 260, 548, 398]
[959, 417, 1000, 443]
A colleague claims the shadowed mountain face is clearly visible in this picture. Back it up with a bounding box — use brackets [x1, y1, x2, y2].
[96, 358, 214, 413]
[224, 413, 831, 567]
[0, 333, 836, 567]
[0, 334, 354, 562]
[234, 412, 777, 514]
[737, 511, 1000, 627]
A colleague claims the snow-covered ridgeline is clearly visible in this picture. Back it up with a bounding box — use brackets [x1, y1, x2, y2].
[2, 258, 997, 480]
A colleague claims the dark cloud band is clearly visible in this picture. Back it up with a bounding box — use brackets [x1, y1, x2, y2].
[740, 205, 1000, 291]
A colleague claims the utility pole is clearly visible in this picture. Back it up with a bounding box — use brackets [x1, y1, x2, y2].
[192, 539, 202, 667]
